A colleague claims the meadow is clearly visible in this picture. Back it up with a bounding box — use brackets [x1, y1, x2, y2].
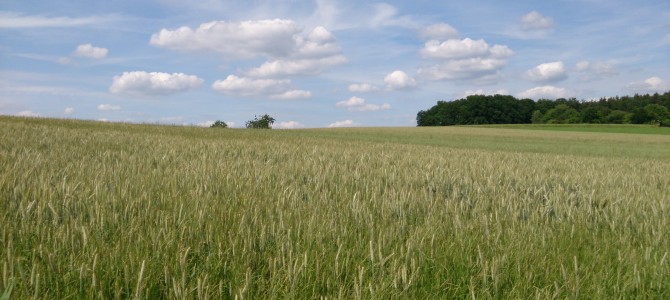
[1, 116, 669, 299]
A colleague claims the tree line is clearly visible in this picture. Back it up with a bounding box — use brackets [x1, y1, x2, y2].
[416, 92, 670, 126]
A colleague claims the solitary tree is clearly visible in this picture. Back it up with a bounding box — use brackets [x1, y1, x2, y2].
[245, 114, 275, 129]
[210, 120, 228, 128]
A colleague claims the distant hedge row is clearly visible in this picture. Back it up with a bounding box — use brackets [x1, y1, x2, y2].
[416, 91, 670, 126]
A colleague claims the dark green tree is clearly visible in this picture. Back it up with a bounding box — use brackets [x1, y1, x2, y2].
[630, 108, 651, 124]
[543, 104, 581, 124]
[604, 110, 630, 124]
[580, 107, 601, 123]
[531, 110, 544, 124]
[210, 120, 228, 128]
[245, 114, 276, 129]
[645, 104, 670, 125]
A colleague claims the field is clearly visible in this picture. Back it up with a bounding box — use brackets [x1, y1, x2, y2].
[475, 123, 670, 135]
[1, 116, 669, 299]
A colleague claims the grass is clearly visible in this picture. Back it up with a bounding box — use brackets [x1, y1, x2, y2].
[475, 123, 670, 135]
[1, 116, 670, 299]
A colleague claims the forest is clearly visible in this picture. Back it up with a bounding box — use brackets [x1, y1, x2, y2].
[416, 91, 670, 126]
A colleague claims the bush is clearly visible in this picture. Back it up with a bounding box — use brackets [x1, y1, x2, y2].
[210, 120, 228, 128]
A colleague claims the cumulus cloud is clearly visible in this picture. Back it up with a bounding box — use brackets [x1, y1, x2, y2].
[421, 38, 513, 60]
[520, 11, 554, 31]
[296, 26, 342, 58]
[150, 19, 302, 58]
[419, 23, 459, 40]
[336, 96, 391, 112]
[384, 70, 416, 90]
[212, 75, 311, 100]
[73, 43, 108, 59]
[575, 61, 618, 80]
[97, 104, 121, 111]
[246, 55, 347, 77]
[626, 77, 669, 94]
[269, 90, 313, 100]
[418, 58, 508, 81]
[212, 75, 289, 96]
[421, 38, 487, 59]
[348, 83, 379, 93]
[110, 71, 202, 96]
[524, 61, 567, 82]
[152, 21, 346, 77]
[418, 38, 513, 82]
[275, 121, 305, 129]
[517, 85, 573, 100]
[328, 120, 357, 128]
[64, 107, 75, 115]
[245, 26, 346, 77]
[16, 110, 39, 117]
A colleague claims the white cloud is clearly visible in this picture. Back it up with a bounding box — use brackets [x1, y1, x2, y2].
[524, 61, 567, 82]
[520, 11, 554, 31]
[64, 107, 75, 115]
[97, 104, 121, 111]
[152, 20, 346, 78]
[110, 71, 203, 96]
[73, 44, 108, 59]
[336, 96, 365, 107]
[418, 58, 508, 81]
[421, 38, 513, 60]
[246, 55, 347, 77]
[269, 90, 313, 100]
[296, 26, 341, 58]
[517, 85, 573, 99]
[384, 70, 416, 90]
[212, 75, 289, 96]
[421, 38, 490, 60]
[0, 11, 117, 28]
[336, 96, 391, 112]
[328, 120, 357, 128]
[16, 110, 39, 117]
[418, 38, 513, 82]
[575, 61, 618, 80]
[275, 121, 305, 129]
[212, 75, 311, 100]
[246, 26, 347, 77]
[626, 77, 669, 93]
[150, 19, 302, 58]
[419, 23, 459, 40]
[348, 83, 379, 93]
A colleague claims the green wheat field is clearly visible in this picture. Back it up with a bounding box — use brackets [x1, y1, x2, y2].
[1, 116, 669, 299]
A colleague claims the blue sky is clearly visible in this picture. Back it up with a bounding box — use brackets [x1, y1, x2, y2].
[1, 0, 669, 128]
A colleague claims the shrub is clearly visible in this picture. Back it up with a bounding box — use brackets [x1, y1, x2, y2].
[210, 120, 228, 128]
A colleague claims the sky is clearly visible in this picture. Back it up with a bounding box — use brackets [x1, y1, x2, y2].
[1, 0, 669, 128]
